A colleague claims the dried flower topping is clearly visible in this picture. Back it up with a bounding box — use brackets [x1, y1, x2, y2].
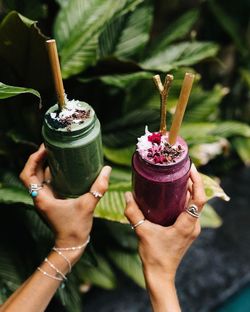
[45, 97, 91, 131]
[137, 126, 184, 165]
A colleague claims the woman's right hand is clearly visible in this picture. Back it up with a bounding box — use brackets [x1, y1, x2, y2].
[124, 164, 206, 311]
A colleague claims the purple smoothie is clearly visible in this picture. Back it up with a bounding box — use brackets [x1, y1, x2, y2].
[132, 135, 191, 226]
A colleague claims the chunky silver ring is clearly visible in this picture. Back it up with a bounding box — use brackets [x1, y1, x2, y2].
[131, 219, 146, 230]
[186, 204, 200, 218]
[90, 190, 103, 198]
[29, 183, 43, 198]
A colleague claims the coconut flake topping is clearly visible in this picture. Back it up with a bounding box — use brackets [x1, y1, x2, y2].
[136, 126, 184, 165]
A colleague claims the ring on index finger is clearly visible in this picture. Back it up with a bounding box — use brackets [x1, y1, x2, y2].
[29, 183, 43, 198]
[185, 204, 200, 218]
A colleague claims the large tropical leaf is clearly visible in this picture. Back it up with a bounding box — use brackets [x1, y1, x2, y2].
[180, 121, 250, 145]
[0, 82, 41, 107]
[148, 9, 199, 55]
[0, 11, 51, 91]
[54, 0, 144, 78]
[200, 203, 222, 228]
[102, 108, 159, 147]
[108, 250, 145, 288]
[76, 253, 117, 289]
[140, 41, 219, 72]
[201, 174, 230, 202]
[97, 71, 153, 89]
[232, 137, 250, 165]
[103, 145, 134, 166]
[184, 85, 228, 122]
[99, 2, 153, 60]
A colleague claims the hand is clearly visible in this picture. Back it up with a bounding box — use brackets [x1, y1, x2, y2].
[19, 144, 112, 254]
[124, 164, 206, 281]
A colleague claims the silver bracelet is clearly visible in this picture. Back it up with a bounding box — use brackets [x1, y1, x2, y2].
[37, 267, 63, 281]
[54, 235, 90, 251]
[44, 258, 67, 281]
[52, 248, 72, 273]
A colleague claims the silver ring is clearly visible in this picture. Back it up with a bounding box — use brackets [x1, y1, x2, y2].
[186, 204, 200, 218]
[43, 179, 51, 185]
[90, 190, 103, 198]
[29, 183, 43, 198]
[131, 219, 146, 230]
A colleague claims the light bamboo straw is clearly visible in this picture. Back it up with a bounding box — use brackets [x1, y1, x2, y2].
[168, 73, 195, 145]
[46, 39, 65, 110]
[153, 74, 173, 134]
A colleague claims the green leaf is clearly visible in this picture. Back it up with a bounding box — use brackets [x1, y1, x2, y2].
[200, 203, 222, 228]
[54, 0, 144, 78]
[0, 82, 41, 107]
[232, 137, 250, 165]
[0, 171, 33, 205]
[201, 174, 230, 202]
[180, 121, 250, 145]
[107, 222, 138, 250]
[0, 251, 22, 292]
[140, 41, 219, 72]
[208, 0, 247, 56]
[97, 71, 153, 89]
[55, 0, 69, 7]
[149, 9, 199, 54]
[99, 2, 153, 59]
[0, 185, 33, 206]
[0, 11, 52, 91]
[103, 145, 134, 166]
[95, 190, 128, 223]
[185, 85, 228, 122]
[76, 253, 117, 289]
[210, 121, 250, 138]
[102, 108, 159, 147]
[108, 250, 145, 288]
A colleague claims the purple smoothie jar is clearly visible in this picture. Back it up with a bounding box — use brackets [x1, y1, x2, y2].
[132, 135, 191, 226]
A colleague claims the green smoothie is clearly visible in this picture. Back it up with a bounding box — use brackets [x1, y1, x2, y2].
[42, 100, 103, 198]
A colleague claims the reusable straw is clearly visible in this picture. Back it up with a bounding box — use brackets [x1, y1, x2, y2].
[168, 73, 195, 145]
[46, 39, 65, 110]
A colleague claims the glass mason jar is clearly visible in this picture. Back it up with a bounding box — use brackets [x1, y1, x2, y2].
[132, 135, 191, 226]
[42, 102, 103, 198]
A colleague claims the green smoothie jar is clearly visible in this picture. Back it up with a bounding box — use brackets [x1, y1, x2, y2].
[42, 100, 103, 198]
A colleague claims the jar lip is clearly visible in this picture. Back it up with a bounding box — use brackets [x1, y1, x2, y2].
[44, 102, 95, 137]
[135, 136, 188, 168]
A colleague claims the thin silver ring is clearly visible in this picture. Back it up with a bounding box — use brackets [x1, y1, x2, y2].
[186, 204, 200, 218]
[131, 219, 146, 230]
[90, 190, 103, 198]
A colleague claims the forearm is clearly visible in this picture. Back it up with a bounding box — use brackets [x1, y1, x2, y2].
[144, 268, 181, 312]
[1, 250, 82, 312]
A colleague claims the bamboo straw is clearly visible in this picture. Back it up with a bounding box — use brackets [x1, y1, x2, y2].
[46, 39, 65, 110]
[153, 74, 173, 134]
[168, 73, 195, 145]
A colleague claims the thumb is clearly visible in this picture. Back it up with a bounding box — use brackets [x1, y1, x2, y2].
[124, 192, 145, 225]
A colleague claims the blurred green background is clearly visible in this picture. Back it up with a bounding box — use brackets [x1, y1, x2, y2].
[0, 0, 249, 311]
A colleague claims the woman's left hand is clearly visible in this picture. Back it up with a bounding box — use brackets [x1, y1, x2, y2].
[19, 144, 112, 251]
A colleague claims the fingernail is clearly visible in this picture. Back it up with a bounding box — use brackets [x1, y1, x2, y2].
[102, 166, 112, 178]
[125, 192, 132, 203]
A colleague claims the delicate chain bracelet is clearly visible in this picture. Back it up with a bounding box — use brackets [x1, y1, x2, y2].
[52, 248, 72, 273]
[45, 258, 67, 281]
[37, 267, 63, 281]
[53, 235, 90, 251]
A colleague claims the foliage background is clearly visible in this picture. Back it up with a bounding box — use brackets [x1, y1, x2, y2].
[0, 0, 249, 310]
